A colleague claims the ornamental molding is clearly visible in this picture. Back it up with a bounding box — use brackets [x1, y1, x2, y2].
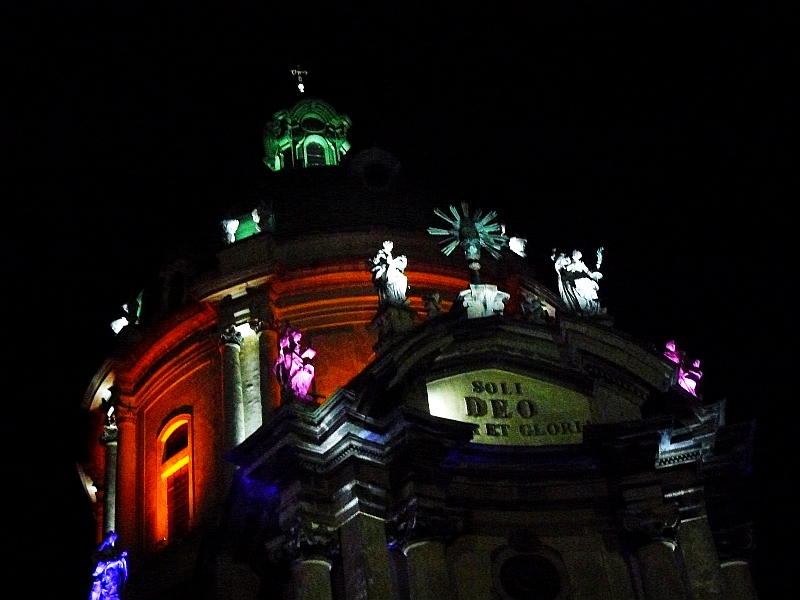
[656, 401, 725, 470]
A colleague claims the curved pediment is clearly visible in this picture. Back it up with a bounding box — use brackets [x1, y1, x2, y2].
[349, 314, 673, 444]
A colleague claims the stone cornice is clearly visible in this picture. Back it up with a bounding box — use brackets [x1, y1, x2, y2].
[115, 303, 217, 390]
[232, 398, 475, 484]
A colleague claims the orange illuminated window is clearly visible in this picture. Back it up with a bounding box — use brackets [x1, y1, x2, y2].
[157, 416, 193, 544]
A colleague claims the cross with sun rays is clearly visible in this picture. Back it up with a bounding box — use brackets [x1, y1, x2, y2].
[428, 202, 509, 284]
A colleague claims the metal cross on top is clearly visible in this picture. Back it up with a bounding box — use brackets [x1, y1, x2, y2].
[291, 66, 308, 93]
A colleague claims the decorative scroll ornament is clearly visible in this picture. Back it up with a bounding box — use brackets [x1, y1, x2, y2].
[90, 532, 128, 600]
[274, 325, 317, 401]
[664, 340, 703, 396]
[551, 247, 605, 317]
[428, 202, 509, 284]
[371, 241, 409, 307]
[458, 284, 510, 319]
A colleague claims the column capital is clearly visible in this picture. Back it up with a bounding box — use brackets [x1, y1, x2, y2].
[250, 319, 266, 335]
[250, 314, 280, 335]
[621, 502, 681, 543]
[714, 522, 756, 561]
[265, 519, 340, 563]
[219, 325, 243, 348]
[100, 425, 119, 444]
[115, 407, 137, 426]
[388, 498, 463, 549]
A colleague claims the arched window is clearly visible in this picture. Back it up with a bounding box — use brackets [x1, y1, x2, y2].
[158, 416, 193, 544]
[304, 140, 327, 167]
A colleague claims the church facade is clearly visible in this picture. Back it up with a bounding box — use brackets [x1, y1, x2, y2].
[81, 94, 758, 600]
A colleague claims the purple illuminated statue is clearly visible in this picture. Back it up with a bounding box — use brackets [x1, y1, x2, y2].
[551, 247, 605, 317]
[664, 340, 703, 396]
[274, 325, 317, 400]
[90, 532, 128, 600]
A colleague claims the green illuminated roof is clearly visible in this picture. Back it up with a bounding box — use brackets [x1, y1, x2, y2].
[263, 98, 352, 172]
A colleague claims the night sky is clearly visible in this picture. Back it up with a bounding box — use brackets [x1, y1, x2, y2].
[10, 2, 793, 598]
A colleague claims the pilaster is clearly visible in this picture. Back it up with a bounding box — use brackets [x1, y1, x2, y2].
[676, 515, 727, 600]
[115, 402, 138, 555]
[622, 498, 688, 600]
[389, 499, 461, 600]
[340, 513, 393, 600]
[720, 560, 758, 600]
[252, 318, 280, 416]
[266, 519, 340, 600]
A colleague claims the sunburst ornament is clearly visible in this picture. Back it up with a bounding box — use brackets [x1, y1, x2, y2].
[428, 202, 508, 283]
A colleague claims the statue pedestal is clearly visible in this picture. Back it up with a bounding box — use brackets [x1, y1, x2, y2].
[370, 304, 417, 353]
[458, 284, 510, 318]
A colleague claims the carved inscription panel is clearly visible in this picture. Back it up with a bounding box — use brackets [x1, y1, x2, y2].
[426, 369, 591, 446]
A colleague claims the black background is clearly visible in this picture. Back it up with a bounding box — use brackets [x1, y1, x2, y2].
[6, 2, 793, 597]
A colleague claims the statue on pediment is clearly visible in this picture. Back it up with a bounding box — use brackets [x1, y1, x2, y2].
[274, 325, 317, 400]
[221, 219, 239, 244]
[423, 291, 442, 318]
[664, 340, 703, 397]
[371, 241, 409, 307]
[520, 290, 549, 323]
[551, 247, 605, 317]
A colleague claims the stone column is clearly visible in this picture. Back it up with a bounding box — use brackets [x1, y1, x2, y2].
[622, 501, 688, 600]
[219, 326, 245, 449]
[115, 405, 138, 553]
[100, 423, 118, 535]
[390, 499, 460, 600]
[720, 560, 758, 600]
[254, 320, 280, 417]
[291, 556, 334, 600]
[340, 513, 394, 600]
[676, 516, 726, 600]
[403, 539, 453, 600]
[214, 554, 261, 600]
[635, 537, 689, 600]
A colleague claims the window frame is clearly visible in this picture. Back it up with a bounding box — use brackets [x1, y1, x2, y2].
[156, 415, 194, 544]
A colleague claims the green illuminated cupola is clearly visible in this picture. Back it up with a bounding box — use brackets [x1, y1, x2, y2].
[263, 98, 352, 171]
